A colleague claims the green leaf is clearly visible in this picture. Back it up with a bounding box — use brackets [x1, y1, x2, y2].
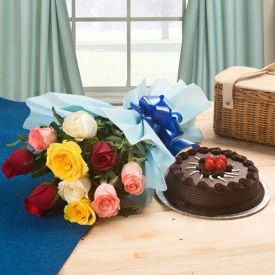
[34, 150, 47, 158]
[51, 177, 61, 185]
[18, 134, 28, 142]
[127, 148, 133, 162]
[131, 157, 147, 165]
[92, 175, 108, 183]
[52, 107, 64, 125]
[81, 137, 99, 152]
[6, 133, 29, 147]
[49, 121, 60, 133]
[109, 176, 118, 185]
[6, 139, 21, 147]
[92, 175, 105, 179]
[106, 135, 123, 144]
[31, 151, 50, 177]
[135, 142, 147, 157]
[31, 164, 50, 177]
[105, 170, 117, 178]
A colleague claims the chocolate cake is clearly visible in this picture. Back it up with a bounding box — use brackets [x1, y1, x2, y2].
[164, 147, 264, 216]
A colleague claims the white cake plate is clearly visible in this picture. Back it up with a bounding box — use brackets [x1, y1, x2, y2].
[155, 179, 270, 220]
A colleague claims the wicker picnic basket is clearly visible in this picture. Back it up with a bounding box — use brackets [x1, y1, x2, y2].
[214, 64, 275, 145]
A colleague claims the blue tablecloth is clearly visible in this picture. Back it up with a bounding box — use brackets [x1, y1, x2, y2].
[0, 98, 89, 274]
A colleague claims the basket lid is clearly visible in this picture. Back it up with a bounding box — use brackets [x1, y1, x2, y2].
[215, 64, 275, 109]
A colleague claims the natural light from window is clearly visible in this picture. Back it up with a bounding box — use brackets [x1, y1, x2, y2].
[66, 0, 184, 91]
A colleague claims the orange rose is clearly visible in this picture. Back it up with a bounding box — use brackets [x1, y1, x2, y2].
[92, 183, 120, 218]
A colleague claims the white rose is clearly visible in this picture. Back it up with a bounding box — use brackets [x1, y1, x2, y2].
[58, 177, 92, 203]
[62, 111, 97, 141]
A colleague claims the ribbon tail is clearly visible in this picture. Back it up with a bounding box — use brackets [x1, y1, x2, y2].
[168, 138, 200, 156]
[130, 102, 142, 114]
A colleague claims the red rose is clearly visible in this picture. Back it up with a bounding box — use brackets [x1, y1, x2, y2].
[91, 141, 118, 171]
[25, 183, 58, 217]
[2, 148, 34, 179]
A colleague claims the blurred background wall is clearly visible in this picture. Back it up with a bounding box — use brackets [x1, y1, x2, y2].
[264, 0, 275, 64]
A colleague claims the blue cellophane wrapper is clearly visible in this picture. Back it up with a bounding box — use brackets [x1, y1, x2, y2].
[23, 79, 210, 207]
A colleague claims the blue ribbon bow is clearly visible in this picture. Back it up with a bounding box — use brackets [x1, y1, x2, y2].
[130, 95, 199, 156]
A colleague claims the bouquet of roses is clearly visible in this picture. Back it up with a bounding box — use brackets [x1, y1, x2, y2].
[2, 109, 148, 226]
[2, 80, 210, 227]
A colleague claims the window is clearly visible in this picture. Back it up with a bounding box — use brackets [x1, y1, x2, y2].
[66, 0, 186, 103]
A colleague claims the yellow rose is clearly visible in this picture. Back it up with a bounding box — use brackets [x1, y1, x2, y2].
[64, 199, 96, 225]
[46, 141, 88, 181]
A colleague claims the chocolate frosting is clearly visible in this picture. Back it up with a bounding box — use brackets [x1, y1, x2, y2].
[164, 147, 265, 216]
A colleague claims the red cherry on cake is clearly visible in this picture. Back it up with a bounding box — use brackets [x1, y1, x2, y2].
[215, 159, 227, 171]
[204, 159, 216, 171]
[205, 154, 215, 163]
[217, 154, 227, 165]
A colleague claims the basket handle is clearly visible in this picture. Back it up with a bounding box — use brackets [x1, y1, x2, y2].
[223, 63, 275, 109]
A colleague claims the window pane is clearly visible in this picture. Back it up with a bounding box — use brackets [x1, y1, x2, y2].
[65, 0, 72, 18]
[76, 22, 127, 87]
[76, 0, 126, 17]
[131, 0, 183, 17]
[131, 21, 182, 86]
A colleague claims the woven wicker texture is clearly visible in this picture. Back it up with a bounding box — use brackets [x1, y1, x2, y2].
[214, 83, 275, 145]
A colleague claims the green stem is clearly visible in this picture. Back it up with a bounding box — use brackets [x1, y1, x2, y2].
[128, 148, 133, 162]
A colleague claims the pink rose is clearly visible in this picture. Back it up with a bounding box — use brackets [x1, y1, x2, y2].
[92, 183, 120, 218]
[121, 162, 145, 195]
[29, 127, 57, 151]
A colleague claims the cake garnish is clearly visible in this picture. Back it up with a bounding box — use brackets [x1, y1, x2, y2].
[217, 176, 227, 183]
[204, 154, 227, 171]
[225, 172, 239, 176]
[188, 162, 199, 165]
[184, 153, 240, 181]
[189, 170, 200, 176]
[204, 156, 216, 171]
[186, 166, 197, 170]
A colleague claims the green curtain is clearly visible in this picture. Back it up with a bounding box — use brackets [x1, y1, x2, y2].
[178, 0, 264, 100]
[0, 0, 83, 101]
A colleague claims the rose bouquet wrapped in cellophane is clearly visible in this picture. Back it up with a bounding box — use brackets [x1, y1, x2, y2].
[2, 109, 149, 225]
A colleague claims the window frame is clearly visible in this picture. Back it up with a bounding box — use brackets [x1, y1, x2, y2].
[69, 0, 186, 103]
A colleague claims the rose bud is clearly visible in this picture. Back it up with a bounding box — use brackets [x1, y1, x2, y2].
[2, 148, 34, 179]
[121, 162, 145, 195]
[92, 183, 120, 218]
[91, 141, 118, 171]
[25, 183, 58, 217]
[62, 111, 97, 141]
[29, 127, 57, 151]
